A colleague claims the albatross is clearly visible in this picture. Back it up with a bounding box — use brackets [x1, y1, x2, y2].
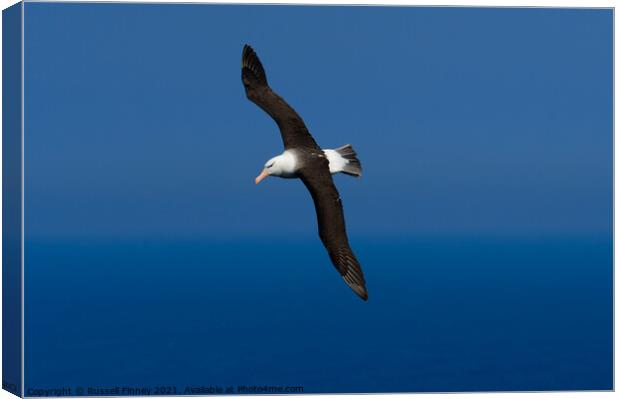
[241, 44, 368, 301]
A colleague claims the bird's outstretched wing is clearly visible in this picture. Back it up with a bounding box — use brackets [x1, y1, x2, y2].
[241, 45, 321, 151]
[299, 159, 368, 301]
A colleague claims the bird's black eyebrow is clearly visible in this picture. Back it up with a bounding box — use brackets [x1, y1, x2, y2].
[266, 161, 274, 168]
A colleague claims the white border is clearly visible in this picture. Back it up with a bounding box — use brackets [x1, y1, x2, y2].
[0, 1, 615, 399]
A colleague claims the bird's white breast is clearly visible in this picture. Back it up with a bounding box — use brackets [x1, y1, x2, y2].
[276, 150, 299, 177]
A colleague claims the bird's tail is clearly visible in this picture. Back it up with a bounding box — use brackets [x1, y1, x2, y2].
[335, 144, 362, 177]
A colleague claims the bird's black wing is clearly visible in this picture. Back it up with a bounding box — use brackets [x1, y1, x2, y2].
[241, 45, 321, 151]
[299, 158, 368, 301]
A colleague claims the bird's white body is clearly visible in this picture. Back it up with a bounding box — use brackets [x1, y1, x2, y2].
[264, 148, 353, 178]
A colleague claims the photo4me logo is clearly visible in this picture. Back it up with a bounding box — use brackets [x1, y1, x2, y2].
[236, 385, 304, 394]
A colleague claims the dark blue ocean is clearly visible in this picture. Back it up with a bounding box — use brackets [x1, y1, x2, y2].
[24, 235, 612, 393]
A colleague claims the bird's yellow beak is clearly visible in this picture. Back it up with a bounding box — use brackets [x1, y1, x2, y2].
[255, 169, 269, 185]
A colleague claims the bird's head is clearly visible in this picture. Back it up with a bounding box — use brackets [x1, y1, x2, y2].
[255, 152, 297, 184]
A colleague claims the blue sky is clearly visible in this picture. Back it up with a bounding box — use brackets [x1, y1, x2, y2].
[24, 4, 612, 239]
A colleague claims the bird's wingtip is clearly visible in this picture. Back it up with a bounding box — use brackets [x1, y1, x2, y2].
[351, 285, 368, 301]
[241, 44, 251, 65]
[242, 44, 257, 60]
[241, 44, 268, 86]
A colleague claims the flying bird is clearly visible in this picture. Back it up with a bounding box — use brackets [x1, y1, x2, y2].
[241, 44, 368, 301]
